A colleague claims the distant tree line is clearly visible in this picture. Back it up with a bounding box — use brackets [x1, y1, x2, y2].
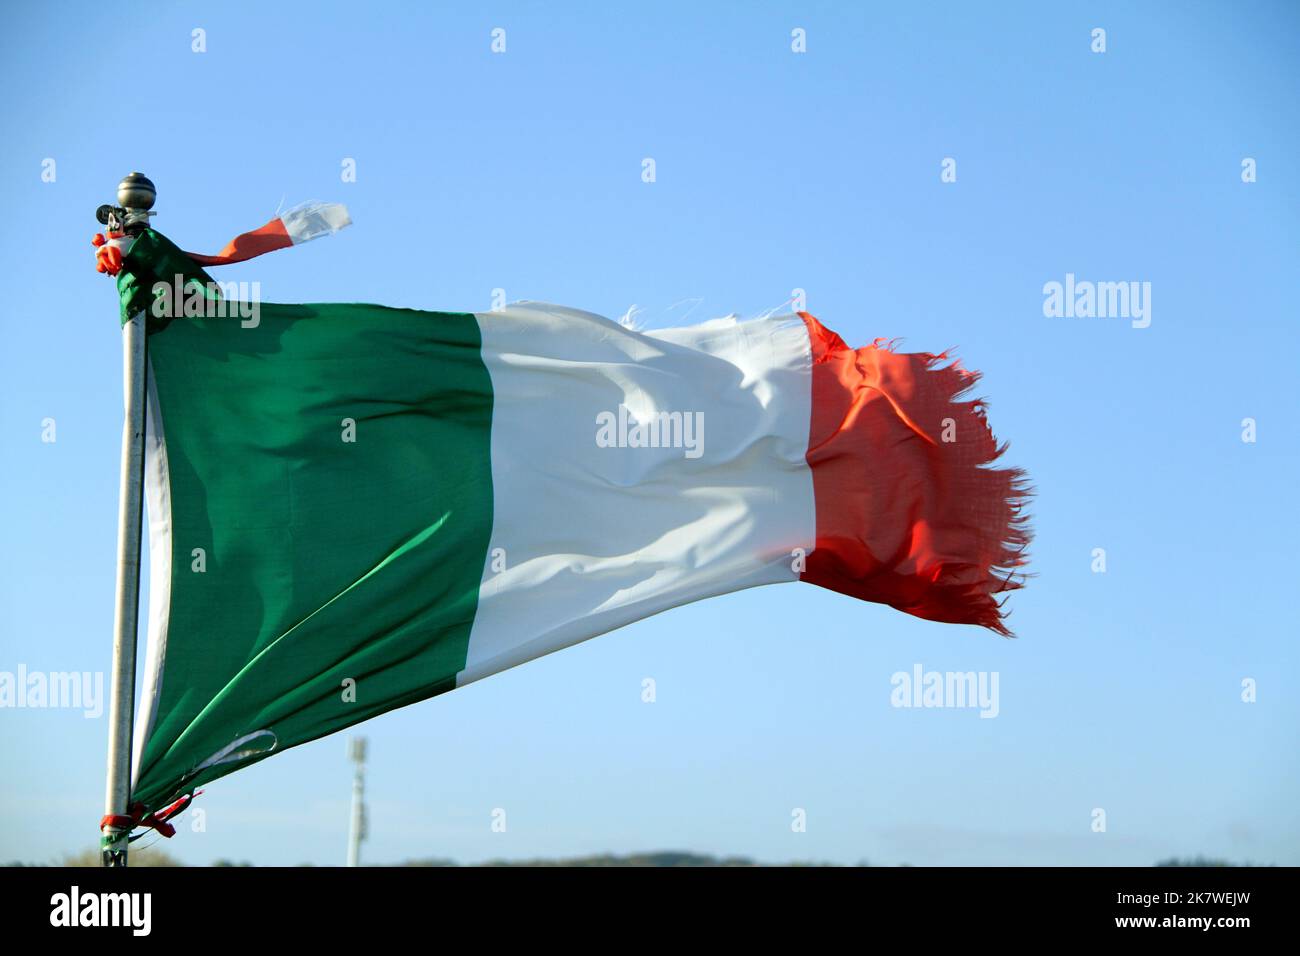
[5, 850, 1272, 867]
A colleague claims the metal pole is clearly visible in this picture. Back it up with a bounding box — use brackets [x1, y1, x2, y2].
[99, 173, 156, 867]
[347, 737, 367, 867]
[101, 313, 146, 867]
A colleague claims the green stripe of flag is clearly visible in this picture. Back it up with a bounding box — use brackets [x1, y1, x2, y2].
[134, 301, 495, 809]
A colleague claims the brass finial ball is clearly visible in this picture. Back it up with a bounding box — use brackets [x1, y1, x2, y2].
[117, 172, 156, 211]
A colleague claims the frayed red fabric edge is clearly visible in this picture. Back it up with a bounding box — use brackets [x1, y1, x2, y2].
[798, 312, 1032, 636]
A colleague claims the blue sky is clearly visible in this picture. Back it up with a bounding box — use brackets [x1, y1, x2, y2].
[1, 0, 1297, 866]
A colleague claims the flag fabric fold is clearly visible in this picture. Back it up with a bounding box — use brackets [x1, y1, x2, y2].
[119, 234, 1029, 813]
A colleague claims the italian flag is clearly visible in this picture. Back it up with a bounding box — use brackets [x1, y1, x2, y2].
[119, 230, 1029, 813]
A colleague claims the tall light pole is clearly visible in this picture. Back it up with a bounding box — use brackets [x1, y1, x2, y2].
[346, 736, 368, 867]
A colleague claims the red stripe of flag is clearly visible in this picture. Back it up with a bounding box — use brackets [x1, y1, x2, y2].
[798, 312, 1031, 635]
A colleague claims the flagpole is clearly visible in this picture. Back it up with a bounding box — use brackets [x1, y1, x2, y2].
[100, 173, 156, 867]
